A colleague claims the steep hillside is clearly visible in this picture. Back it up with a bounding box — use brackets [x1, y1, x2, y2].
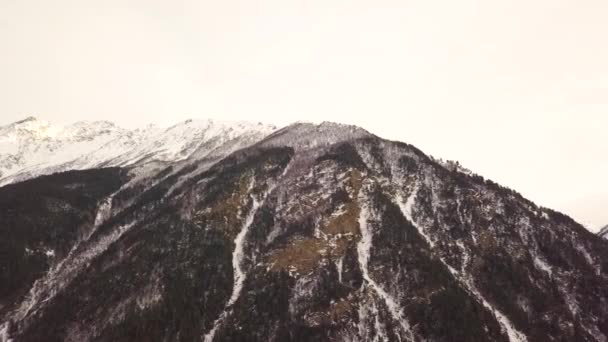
[1, 122, 608, 342]
[0, 168, 129, 321]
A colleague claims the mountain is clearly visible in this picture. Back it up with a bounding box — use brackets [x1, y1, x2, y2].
[1, 120, 608, 342]
[0, 117, 276, 186]
[598, 225, 608, 240]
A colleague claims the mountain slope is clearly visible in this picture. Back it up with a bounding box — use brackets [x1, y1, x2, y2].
[0, 117, 276, 186]
[0, 168, 129, 332]
[599, 225, 608, 240]
[1, 122, 608, 341]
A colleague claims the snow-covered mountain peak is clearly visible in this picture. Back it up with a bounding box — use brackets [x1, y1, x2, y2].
[3, 118, 608, 341]
[0, 116, 57, 138]
[0, 117, 125, 143]
[0, 117, 277, 186]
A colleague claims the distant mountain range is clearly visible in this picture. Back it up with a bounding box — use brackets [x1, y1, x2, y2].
[1, 117, 608, 342]
[0, 116, 276, 186]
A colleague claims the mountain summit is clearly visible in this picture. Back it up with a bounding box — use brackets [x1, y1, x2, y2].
[1, 119, 607, 342]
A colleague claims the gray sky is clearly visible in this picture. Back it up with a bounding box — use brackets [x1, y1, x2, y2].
[1, 0, 607, 230]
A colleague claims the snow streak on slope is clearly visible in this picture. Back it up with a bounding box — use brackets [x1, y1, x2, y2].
[357, 187, 414, 341]
[93, 195, 114, 229]
[203, 161, 292, 342]
[396, 184, 528, 342]
[0, 321, 11, 342]
[228, 184, 259, 308]
[202, 194, 260, 342]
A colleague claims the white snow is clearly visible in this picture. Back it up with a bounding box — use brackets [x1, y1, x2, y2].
[227, 193, 259, 306]
[397, 184, 436, 249]
[0, 117, 276, 186]
[93, 196, 114, 229]
[533, 256, 553, 276]
[0, 321, 12, 342]
[336, 256, 344, 284]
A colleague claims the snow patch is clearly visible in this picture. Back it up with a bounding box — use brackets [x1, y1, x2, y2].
[533, 257, 553, 276]
[396, 184, 435, 249]
[336, 256, 344, 284]
[228, 192, 260, 307]
[93, 196, 114, 228]
[0, 321, 12, 342]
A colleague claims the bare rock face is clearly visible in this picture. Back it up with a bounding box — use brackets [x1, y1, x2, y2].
[1, 122, 608, 342]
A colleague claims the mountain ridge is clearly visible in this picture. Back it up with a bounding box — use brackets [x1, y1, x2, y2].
[0, 117, 276, 186]
[1, 118, 607, 341]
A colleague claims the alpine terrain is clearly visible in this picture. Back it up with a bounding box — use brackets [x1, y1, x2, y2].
[1, 117, 607, 342]
[0, 117, 276, 186]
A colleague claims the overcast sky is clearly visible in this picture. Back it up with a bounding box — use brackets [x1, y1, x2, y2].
[1, 0, 607, 230]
